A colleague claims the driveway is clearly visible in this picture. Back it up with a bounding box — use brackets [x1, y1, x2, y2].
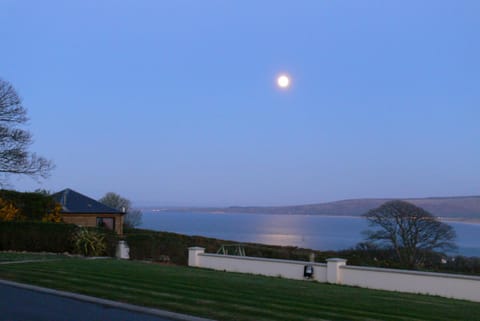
[0, 281, 211, 321]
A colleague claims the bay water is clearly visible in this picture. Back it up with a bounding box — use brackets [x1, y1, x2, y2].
[140, 211, 480, 257]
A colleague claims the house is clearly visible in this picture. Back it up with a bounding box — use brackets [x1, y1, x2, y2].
[52, 188, 125, 235]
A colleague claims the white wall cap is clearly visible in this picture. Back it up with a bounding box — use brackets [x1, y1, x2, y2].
[200, 253, 328, 267]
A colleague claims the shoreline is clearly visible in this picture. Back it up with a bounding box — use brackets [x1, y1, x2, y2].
[143, 210, 480, 224]
[439, 217, 480, 225]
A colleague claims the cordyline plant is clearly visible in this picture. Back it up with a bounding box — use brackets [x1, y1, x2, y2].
[73, 228, 106, 257]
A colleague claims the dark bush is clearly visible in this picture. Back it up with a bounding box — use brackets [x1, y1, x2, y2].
[101, 229, 119, 257]
[447, 256, 480, 274]
[0, 221, 77, 253]
[0, 189, 57, 221]
[125, 234, 155, 260]
[126, 230, 219, 264]
[0, 221, 118, 256]
[126, 229, 325, 265]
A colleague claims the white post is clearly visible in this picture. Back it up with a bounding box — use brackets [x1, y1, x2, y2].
[326, 258, 347, 284]
[188, 247, 205, 267]
[116, 240, 130, 260]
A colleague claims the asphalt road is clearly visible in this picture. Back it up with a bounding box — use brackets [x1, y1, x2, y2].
[0, 283, 191, 321]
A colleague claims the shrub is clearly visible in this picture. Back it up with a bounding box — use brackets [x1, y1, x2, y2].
[0, 198, 24, 221]
[0, 221, 77, 253]
[0, 190, 57, 221]
[126, 229, 319, 265]
[41, 203, 63, 223]
[0, 222, 117, 256]
[102, 229, 119, 257]
[125, 234, 155, 260]
[72, 228, 106, 256]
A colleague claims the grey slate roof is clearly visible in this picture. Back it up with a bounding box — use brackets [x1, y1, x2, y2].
[52, 188, 124, 215]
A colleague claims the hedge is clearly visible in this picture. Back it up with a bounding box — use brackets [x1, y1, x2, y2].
[0, 221, 77, 253]
[125, 232, 189, 264]
[125, 228, 334, 265]
[0, 221, 118, 256]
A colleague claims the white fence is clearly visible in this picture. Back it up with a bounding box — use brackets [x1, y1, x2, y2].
[188, 247, 480, 302]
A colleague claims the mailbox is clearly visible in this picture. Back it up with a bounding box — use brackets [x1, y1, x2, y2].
[304, 264, 314, 278]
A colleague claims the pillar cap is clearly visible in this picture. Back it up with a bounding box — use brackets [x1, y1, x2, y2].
[188, 247, 206, 250]
[326, 258, 347, 263]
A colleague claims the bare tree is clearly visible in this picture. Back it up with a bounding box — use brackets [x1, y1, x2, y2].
[0, 79, 53, 184]
[363, 200, 456, 268]
[99, 192, 143, 228]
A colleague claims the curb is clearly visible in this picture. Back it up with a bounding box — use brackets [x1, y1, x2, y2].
[0, 279, 215, 321]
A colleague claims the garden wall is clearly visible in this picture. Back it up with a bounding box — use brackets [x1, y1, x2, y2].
[341, 265, 480, 302]
[188, 247, 480, 302]
[189, 247, 327, 282]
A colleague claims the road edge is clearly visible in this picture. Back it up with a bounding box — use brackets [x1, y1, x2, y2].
[0, 278, 215, 321]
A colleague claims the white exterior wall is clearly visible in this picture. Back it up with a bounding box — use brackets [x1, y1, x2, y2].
[198, 253, 328, 282]
[341, 265, 480, 302]
[188, 247, 480, 302]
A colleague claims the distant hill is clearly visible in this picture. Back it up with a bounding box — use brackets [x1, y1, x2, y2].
[161, 196, 480, 219]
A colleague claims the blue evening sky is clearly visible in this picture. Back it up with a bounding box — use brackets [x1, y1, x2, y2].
[1, 1, 479, 206]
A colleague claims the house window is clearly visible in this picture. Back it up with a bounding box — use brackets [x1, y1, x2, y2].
[96, 217, 115, 231]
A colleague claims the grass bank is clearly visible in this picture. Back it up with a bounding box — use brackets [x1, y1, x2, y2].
[0, 255, 478, 321]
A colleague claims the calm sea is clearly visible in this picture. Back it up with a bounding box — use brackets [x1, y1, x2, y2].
[140, 211, 480, 257]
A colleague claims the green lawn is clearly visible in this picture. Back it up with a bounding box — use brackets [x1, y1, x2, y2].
[0, 255, 478, 321]
[0, 251, 66, 262]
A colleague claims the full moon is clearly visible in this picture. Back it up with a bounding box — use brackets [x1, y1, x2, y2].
[277, 74, 290, 88]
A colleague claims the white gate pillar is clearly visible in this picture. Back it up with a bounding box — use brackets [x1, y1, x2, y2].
[326, 258, 347, 284]
[188, 247, 205, 267]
